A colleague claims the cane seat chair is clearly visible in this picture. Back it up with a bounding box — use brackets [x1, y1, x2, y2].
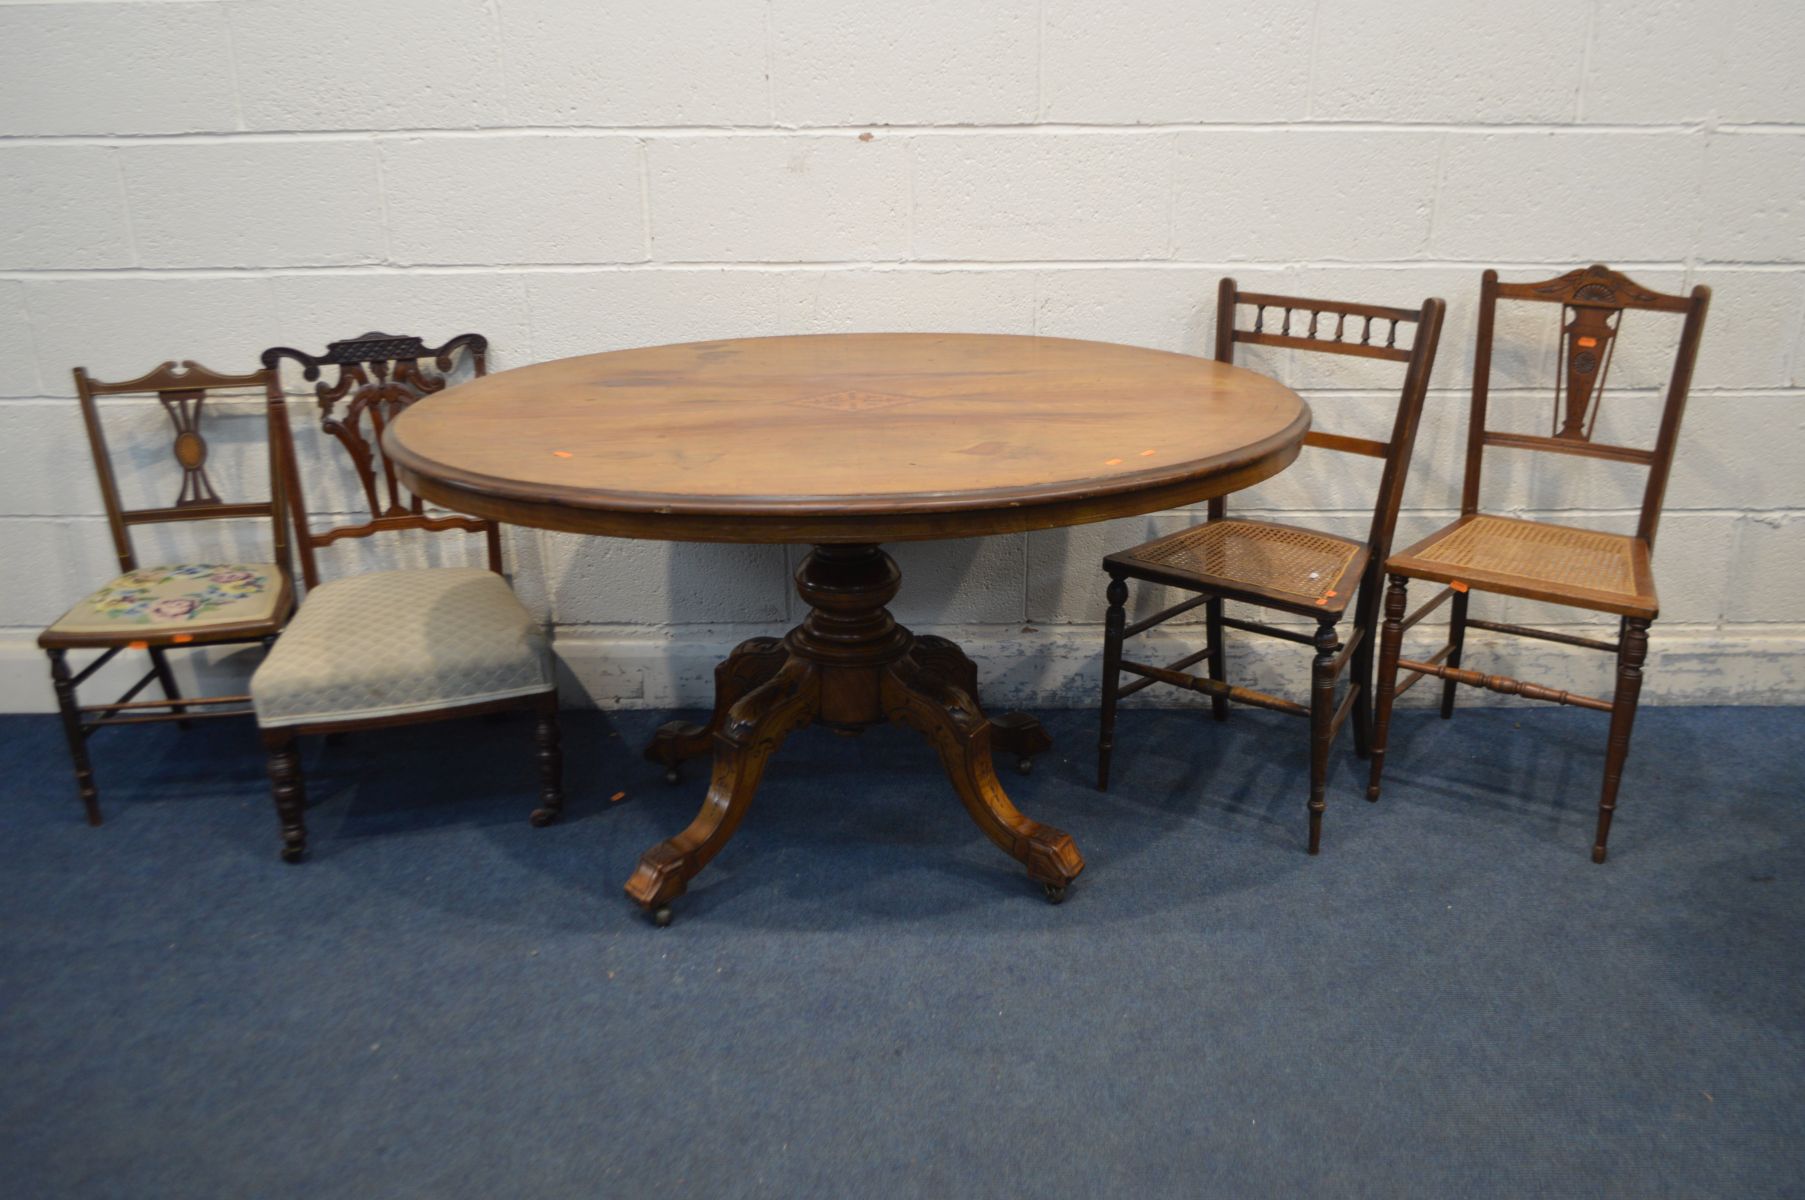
[40, 361, 294, 824]
[1098, 280, 1446, 853]
[254, 332, 562, 862]
[1365, 266, 1710, 863]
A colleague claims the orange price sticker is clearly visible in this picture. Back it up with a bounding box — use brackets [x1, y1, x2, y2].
[610, 791, 627, 804]
[1576, 337, 1598, 348]
[1450, 580, 1469, 593]
[129, 640, 149, 650]
[551, 450, 574, 459]
[172, 634, 194, 644]
[1139, 449, 1157, 457]
[1104, 457, 1124, 466]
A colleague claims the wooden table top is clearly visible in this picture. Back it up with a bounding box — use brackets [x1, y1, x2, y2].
[386, 333, 1310, 543]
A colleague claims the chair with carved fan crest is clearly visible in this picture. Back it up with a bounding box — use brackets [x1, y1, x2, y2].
[1365, 265, 1711, 864]
[40, 360, 295, 824]
[253, 331, 562, 863]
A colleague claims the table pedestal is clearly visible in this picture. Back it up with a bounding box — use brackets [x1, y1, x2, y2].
[627, 543, 1081, 923]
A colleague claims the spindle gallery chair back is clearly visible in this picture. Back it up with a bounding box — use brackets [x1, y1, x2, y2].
[39, 361, 294, 824]
[1364, 265, 1711, 864]
[1098, 280, 1446, 854]
[251, 332, 562, 863]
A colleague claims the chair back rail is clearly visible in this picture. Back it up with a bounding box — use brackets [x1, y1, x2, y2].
[1460, 264, 1710, 548]
[261, 332, 497, 590]
[1211, 278, 1447, 584]
[72, 361, 290, 577]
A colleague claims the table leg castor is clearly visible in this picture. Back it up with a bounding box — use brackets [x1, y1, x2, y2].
[1043, 883, 1068, 905]
[652, 906, 674, 928]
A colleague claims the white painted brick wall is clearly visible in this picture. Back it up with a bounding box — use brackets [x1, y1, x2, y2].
[1, 0, 1801, 713]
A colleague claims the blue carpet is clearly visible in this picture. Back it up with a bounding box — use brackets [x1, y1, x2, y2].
[1, 704, 1801, 1198]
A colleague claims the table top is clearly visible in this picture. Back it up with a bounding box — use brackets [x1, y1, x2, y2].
[386, 333, 1310, 543]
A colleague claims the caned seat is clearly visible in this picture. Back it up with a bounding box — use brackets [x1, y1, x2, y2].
[1098, 280, 1447, 856]
[46, 563, 288, 642]
[1106, 519, 1369, 617]
[252, 568, 553, 728]
[1386, 514, 1656, 619]
[1365, 265, 1712, 865]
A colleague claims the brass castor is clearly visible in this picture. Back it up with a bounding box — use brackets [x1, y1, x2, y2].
[1042, 883, 1067, 905]
[663, 766, 680, 785]
[652, 906, 674, 928]
[529, 807, 559, 828]
[1016, 757, 1033, 776]
[280, 845, 305, 864]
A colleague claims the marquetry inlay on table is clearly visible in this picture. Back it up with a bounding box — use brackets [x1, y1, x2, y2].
[386, 333, 1310, 923]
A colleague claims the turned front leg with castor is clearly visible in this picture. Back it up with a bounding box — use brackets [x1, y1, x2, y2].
[262, 728, 307, 863]
[1593, 617, 1650, 865]
[1365, 575, 1410, 803]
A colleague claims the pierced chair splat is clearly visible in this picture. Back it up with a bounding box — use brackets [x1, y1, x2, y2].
[1364, 265, 1711, 864]
[253, 331, 562, 863]
[1098, 280, 1446, 855]
[40, 360, 295, 824]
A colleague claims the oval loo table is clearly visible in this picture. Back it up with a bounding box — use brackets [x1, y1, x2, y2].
[386, 333, 1310, 925]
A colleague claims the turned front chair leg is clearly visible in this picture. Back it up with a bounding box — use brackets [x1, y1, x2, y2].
[1096, 574, 1128, 791]
[263, 729, 307, 863]
[1307, 619, 1339, 855]
[1441, 589, 1470, 720]
[531, 694, 564, 827]
[1366, 574, 1409, 802]
[47, 649, 101, 826]
[1594, 617, 1650, 864]
[1204, 595, 1229, 723]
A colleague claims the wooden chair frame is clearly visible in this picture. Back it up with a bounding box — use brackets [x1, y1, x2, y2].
[1099, 279, 1446, 853]
[1365, 265, 1711, 863]
[41, 361, 294, 824]
[257, 332, 561, 861]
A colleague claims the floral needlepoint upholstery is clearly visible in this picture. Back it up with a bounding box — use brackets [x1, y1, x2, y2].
[47, 564, 284, 636]
[252, 568, 553, 728]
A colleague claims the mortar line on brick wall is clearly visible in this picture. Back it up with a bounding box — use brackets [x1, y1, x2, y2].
[1574, 0, 1599, 123]
[1304, 0, 1323, 119]
[373, 138, 395, 265]
[220, 2, 248, 133]
[0, 121, 1725, 147]
[1424, 132, 1450, 258]
[1033, 0, 1046, 122]
[1, 258, 1750, 280]
[636, 139, 653, 262]
[109, 148, 141, 267]
[485, 0, 513, 124]
[762, 0, 777, 125]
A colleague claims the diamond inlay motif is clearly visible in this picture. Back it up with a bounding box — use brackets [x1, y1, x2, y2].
[788, 390, 922, 413]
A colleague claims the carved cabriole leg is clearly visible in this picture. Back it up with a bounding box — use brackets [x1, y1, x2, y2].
[624, 659, 820, 920]
[1442, 589, 1470, 720]
[1307, 620, 1339, 855]
[263, 728, 307, 863]
[1204, 594, 1229, 723]
[914, 633, 1049, 775]
[645, 635, 788, 783]
[1365, 574, 1410, 803]
[1096, 574, 1129, 791]
[146, 647, 192, 731]
[1593, 617, 1650, 864]
[48, 649, 101, 826]
[884, 650, 1084, 901]
[530, 694, 564, 827]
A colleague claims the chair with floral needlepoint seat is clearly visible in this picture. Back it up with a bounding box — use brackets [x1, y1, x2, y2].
[40, 360, 295, 825]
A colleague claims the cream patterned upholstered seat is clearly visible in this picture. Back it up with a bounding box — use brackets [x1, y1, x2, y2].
[48, 564, 284, 637]
[252, 568, 553, 728]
